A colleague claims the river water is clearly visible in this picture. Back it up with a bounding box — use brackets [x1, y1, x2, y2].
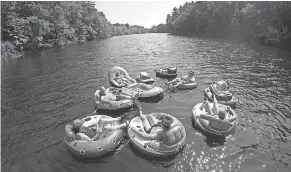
[1, 33, 291, 172]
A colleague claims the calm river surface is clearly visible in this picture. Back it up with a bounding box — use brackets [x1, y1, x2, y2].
[2, 33, 291, 172]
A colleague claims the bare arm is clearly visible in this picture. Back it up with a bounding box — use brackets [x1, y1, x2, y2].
[132, 128, 160, 140]
[100, 96, 112, 104]
[104, 123, 126, 130]
[125, 76, 136, 83]
[117, 95, 132, 99]
[111, 79, 125, 87]
[173, 80, 183, 88]
[76, 133, 92, 141]
[199, 114, 215, 121]
[227, 115, 237, 122]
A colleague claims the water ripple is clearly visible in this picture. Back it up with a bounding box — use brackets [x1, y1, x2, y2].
[2, 33, 291, 172]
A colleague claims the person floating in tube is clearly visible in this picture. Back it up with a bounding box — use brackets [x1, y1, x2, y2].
[160, 66, 177, 74]
[213, 80, 230, 95]
[131, 105, 172, 141]
[97, 86, 139, 104]
[114, 71, 134, 87]
[72, 115, 129, 141]
[166, 71, 196, 89]
[200, 95, 236, 125]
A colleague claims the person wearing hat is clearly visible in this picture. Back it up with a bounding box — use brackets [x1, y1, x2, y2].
[72, 115, 129, 141]
[166, 70, 196, 89]
[131, 105, 172, 141]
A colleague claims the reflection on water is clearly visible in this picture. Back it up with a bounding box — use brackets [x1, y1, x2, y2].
[2, 33, 291, 172]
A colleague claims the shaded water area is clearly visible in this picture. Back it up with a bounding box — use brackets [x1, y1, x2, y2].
[2, 33, 291, 172]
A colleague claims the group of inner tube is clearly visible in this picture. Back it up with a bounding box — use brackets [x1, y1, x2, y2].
[64, 66, 239, 159]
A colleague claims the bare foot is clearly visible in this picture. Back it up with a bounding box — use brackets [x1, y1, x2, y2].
[131, 93, 140, 100]
[136, 104, 142, 112]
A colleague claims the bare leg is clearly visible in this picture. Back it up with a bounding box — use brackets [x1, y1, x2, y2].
[213, 95, 219, 115]
[76, 133, 92, 141]
[172, 80, 183, 88]
[147, 115, 159, 125]
[136, 105, 152, 132]
[91, 123, 125, 141]
[104, 123, 127, 130]
[205, 98, 214, 116]
[99, 117, 121, 128]
[117, 92, 139, 100]
[167, 78, 180, 85]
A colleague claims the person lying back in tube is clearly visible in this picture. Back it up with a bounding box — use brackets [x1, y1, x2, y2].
[140, 72, 151, 80]
[166, 71, 196, 89]
[214, 80, 230, 94]
[114, 71, 131, 86]
[201, 96, 236, 123]
[72, 116, 129, 141]
[97, 86, 139, 104]
[131, 105, 172, 141]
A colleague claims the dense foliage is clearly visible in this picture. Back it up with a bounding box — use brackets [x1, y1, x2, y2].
[1, 1, 149, 59]
[166, 1, 291, 49]
[150, 24, 168, 33]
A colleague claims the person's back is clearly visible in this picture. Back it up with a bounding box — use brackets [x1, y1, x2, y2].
[162, 125, 184, 146]
[133, 110, 172, 142]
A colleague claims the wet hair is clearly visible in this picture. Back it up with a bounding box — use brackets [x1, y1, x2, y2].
[161, 116, 172, 130]
[218, 110, 226, 120]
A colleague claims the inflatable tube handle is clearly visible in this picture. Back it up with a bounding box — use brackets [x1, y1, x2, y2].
[65, 124, 76, 142]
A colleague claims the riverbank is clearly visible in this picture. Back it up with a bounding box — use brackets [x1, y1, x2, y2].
[1, 32, 148, 60]
[1, 1, 150, 60]
[168, 32, 291, 52]
[165, 1, 291, 52]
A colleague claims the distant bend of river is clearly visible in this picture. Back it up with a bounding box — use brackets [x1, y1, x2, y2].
[2, 33, 291, 172]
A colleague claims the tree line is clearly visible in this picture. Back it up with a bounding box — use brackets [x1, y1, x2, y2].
[1, 1, 150, 59]
[164, 1, 291, 50]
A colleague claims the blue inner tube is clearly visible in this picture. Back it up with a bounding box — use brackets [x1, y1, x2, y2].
[192, 103, 238, 137]
[128, 113, 186, 157]
[64, 115, 124, 159]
